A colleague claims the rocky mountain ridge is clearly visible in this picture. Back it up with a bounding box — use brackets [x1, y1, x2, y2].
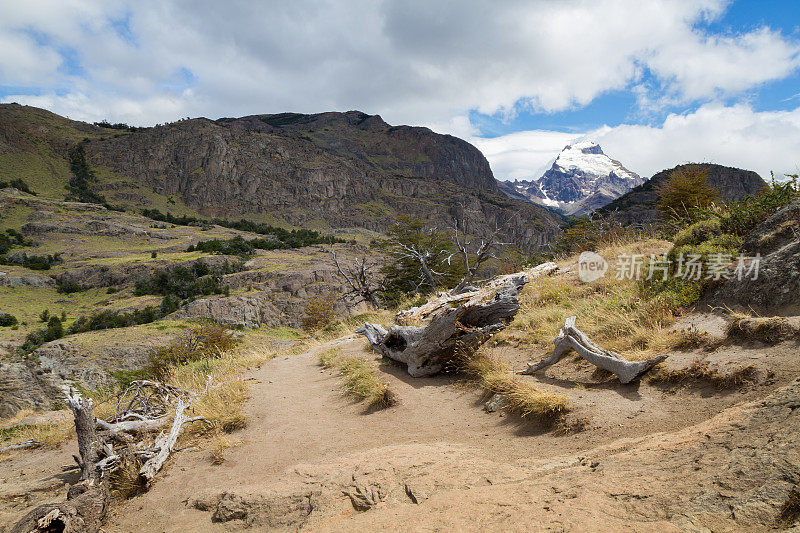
[599, 163, 767, 224]
[0, 104, 563, 249]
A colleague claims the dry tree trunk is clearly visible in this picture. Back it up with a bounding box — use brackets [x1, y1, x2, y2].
[11, 391, 110, 533]
[11, 383, 207, 532]
[396, 262, 557, 324]
[518, 316, 668, 384]
[358, 275, 528, 377]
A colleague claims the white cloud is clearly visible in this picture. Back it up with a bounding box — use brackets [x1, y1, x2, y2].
[594, 103, 800, 179]
[1, 0, 798, 130]
[471, 131, 579, 180]
[480, 103, 800, 181]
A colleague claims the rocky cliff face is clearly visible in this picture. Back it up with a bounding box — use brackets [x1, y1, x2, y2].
[0, 104, 563, 249]
[599, 163, 767, 225]
[84, 110, 560, 248]
[504, 141, 644, 216]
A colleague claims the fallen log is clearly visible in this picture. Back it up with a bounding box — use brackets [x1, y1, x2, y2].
[11, 390, 110, 533]
[0, 440, 42, 453]
[518, 316, 668, 384]
[396, 262, 557, 324]
[358, 275, 527, 377]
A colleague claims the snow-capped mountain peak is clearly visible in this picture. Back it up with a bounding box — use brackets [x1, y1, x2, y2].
[501, 141, 644, 216]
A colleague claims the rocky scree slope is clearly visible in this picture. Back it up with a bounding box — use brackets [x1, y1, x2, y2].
[502, 141, 644, 216]
[599, 163, 767, 225]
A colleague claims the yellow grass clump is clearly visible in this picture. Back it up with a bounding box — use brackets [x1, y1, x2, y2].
[458, 349, 569, 422]
[318, 348, 396, 409]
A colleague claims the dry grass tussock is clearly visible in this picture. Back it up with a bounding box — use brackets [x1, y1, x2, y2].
[669, 324, 724, 351]
[0, 413, 74, 451]
[496, 239, 681, 363]
[648, 359, 757, 389]
[726, 312, 799, 345]
[318, 347, 396, 409]
[457, 348, 569, 422]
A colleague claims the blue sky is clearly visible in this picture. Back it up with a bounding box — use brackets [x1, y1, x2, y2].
[1, 0, 799, 180]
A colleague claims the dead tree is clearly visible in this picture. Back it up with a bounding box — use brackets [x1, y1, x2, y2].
[357, 275, 527, 377]
[12, 390, 112, 533]
[12, 382, 208, 533]
[331, 246, 383, 308]
[448, 208, 515, 294]
[518, 316, 668, 383]
[396, 262, 557, 324]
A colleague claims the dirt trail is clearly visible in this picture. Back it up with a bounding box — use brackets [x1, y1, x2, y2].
[98, 332, 800, 532]
[3, 330, 798, 531]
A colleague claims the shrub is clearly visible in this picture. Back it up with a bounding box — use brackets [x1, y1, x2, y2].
[56, 280, 87, 293]
[656, 166, 719, 221]
[673, 217, 722, 246]
[720, 175, 800, 236]
[301, 291, 339, 332]
[21, 316, 64, 352]
[148, 325, 238, 381]
[0, 178, 36, 195]
[134, 260, 239, 299]
[0, 313, 18, 327]
[38, 309, 50, 322]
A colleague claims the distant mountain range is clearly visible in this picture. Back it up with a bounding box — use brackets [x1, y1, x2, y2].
[498, 141, 644, 216]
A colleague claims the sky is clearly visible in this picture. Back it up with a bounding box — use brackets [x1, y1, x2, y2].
[1, 0, 799, 181]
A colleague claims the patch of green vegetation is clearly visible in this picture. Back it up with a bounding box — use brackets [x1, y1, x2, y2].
[134, 260, 240, 299]
[0, 178, 36, 195]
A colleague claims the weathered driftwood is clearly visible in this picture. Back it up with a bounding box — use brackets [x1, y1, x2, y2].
[396, 262, 557, 324]
[518, 316, 668, 384]
[358, 275, 528, 377]
[12, 390, 111, 533]
[0, 440, 42, 453]
[12, 382, 208, 532]
[139, 397, 207, 482]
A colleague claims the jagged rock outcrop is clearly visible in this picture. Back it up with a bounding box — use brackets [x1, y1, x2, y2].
[711, 198, 800, 313]
[0, 361, 62, 418]
[599, 163, 767, 225]
[504, 141, 644, 216]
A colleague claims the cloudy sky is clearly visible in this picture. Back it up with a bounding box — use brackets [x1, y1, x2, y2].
[1, 0, 799, 180]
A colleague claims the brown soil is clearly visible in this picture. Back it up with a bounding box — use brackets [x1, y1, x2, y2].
[3, 324, 799, 532]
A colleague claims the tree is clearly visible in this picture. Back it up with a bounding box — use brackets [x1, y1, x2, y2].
[301, 291, 339, 332]
[380, 215, 459, 296]
[448, 207, 512, 294]
[656, 166, 719, 220]
[331, 246, 383, 308]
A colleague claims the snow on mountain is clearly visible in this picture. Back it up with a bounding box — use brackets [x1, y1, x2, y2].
[502, 141, 644, 216]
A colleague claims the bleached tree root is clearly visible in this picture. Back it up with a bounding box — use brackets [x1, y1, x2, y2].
[358, 276, 528, 377]
[518, 316, 668, 384]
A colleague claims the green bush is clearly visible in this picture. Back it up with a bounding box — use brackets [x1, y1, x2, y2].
[720, 176, 799, 236]
[673, 217, 722, 247]
[0, 178, 36, 195]
[134, 260, 239, 299]
[0, 313, 18, 327]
